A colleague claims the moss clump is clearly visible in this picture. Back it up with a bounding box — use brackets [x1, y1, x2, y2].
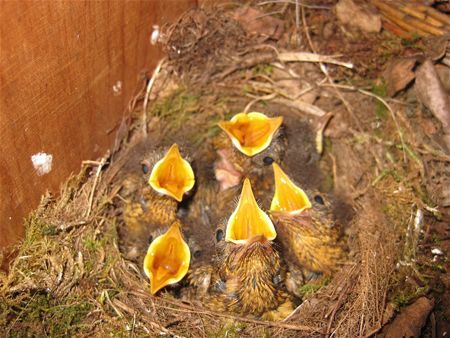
[5, 292, 92, 337]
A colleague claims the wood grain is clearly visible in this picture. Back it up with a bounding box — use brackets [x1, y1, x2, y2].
[0, 0, 196, 252]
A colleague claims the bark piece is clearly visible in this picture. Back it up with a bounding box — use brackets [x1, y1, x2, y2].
[381, 297, 435, 338]
[383, 57, 417, 96]
[232, 6, 284, 40]
[336, 0, 382, 33]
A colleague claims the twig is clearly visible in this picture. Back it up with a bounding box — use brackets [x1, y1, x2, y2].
[300, 7, 363, 132]
[156, 304, 322, 332]
[278, 52, 354, 69]
[357, 89, 407, 163]
[243, 93, 277, 112]
[85, 155, 108, 218]
[316, 112, 334, 154]
[320, 83, 408, 163]
[142, 58, 166, 136]
[129, 290, 322, 332]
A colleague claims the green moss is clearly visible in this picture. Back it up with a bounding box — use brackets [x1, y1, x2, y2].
[252, 63, 273, 76]
[212, 322, 247, 337]
[152, 88, 200, 129]
[392, 285, 428, 308]
[371, 82, 388, 120]
[5, 293, 92, 337]
[298, 278, 330, 299]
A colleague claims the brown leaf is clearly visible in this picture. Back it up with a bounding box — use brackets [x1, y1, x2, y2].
[335, 0, 382, 33]
[415, 59, 450, 130]
[383, 57, 417, 96]
[231, 6, 284, 40]
[380, 297, 435, 338]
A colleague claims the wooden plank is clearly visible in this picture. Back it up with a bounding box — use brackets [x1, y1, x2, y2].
[0, 0, 196, 252]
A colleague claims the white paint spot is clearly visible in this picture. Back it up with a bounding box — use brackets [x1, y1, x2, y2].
[31, 152, 53, 176]
[113, 80, 122, 96]
[150, 25, 160, 45]
[431, 248, 444, 256]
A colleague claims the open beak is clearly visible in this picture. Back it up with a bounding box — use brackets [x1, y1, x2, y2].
[149, 144, 195, 202]
[218, 112, 283, 157]
[143, 221, 191, 295]
[225, 178, 276, 244]
[270, 163, 311, 214]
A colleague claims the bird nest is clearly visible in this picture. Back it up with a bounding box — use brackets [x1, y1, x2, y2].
[1, 5, 447, 337]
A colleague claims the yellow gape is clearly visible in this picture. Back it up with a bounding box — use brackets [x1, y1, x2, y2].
[149, 144, 195, 202]
[225, 178, 277, 244]
[143, 221, 191, 295]
[218, 112, 283, 157]
[270, 163, 312, 214]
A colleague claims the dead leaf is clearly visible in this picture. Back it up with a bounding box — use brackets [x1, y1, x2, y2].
[380, 297, 435, 338]
[231, 6, 284, 40]
[435, 64, 450, 94]
[383, 57, 417, 96]
[415, 59, 450, 130]
[335, 0, 382, 33]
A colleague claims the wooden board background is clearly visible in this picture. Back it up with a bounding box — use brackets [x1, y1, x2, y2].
[0, 0, 196, 254]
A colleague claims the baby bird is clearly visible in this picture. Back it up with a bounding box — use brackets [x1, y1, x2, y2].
[188, 179, 294, 320]
[269, 163, 345, 275]
[117, 144, 195, 294]
[143, 221, 191, 295]
[214, 112, 287, 194]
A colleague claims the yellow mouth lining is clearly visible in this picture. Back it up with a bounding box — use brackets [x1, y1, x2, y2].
[218, 112, 283, 157]
[149, 144, 195, 202]
[225, 178, 277, 244]
[143, 221, 191, 295]
[270, 163, 312, 214]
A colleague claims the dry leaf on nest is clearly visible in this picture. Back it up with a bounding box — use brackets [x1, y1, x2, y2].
[415, 59, 450, 151]
[335, 0, 382, 33]
[231, 6, 284, 40]
[383, 58, 417, 96]
[435, 64, 450, 93]
[379, 297, 434, 338]
[415, 59, 450, 130]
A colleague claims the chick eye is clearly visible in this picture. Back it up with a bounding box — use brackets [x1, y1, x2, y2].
[194, 249, 202, 259]
[147, 234, 153, 244]
[314, 195, 324, 205]
[141, 163, 149, 174]
[273, 274, 282, 285]
[215, 229, 224, 242]
[263, 156, 274, 165]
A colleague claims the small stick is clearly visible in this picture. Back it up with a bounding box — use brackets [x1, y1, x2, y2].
[278, 52, 354, 69]
[401, 4, 444, 27]
[417, 4, 450, 26]
[372, 0, 447, 36]
[383, 20, 416, 39]
[142, 58, 166, 136]
[85, 155, 108, 218]
[243, 93, 277, 113]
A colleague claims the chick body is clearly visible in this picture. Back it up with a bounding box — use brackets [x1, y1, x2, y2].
[187, 236, 294, 320]
[271, 192, 345, 275]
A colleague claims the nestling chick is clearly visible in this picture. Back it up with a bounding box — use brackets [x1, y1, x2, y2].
[214, 112, 287, 193]
[270, 163, 345, 275]
[143, 221, 191, 295]
[188, 179, 294, 320]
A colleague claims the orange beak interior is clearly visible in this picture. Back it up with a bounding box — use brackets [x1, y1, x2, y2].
[143, 221, 191, 295]
[149, 144, 195, 202]
[225, 178, 277, 244]
[270, 163, 312, 214]
[218, 112, 283, 157]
